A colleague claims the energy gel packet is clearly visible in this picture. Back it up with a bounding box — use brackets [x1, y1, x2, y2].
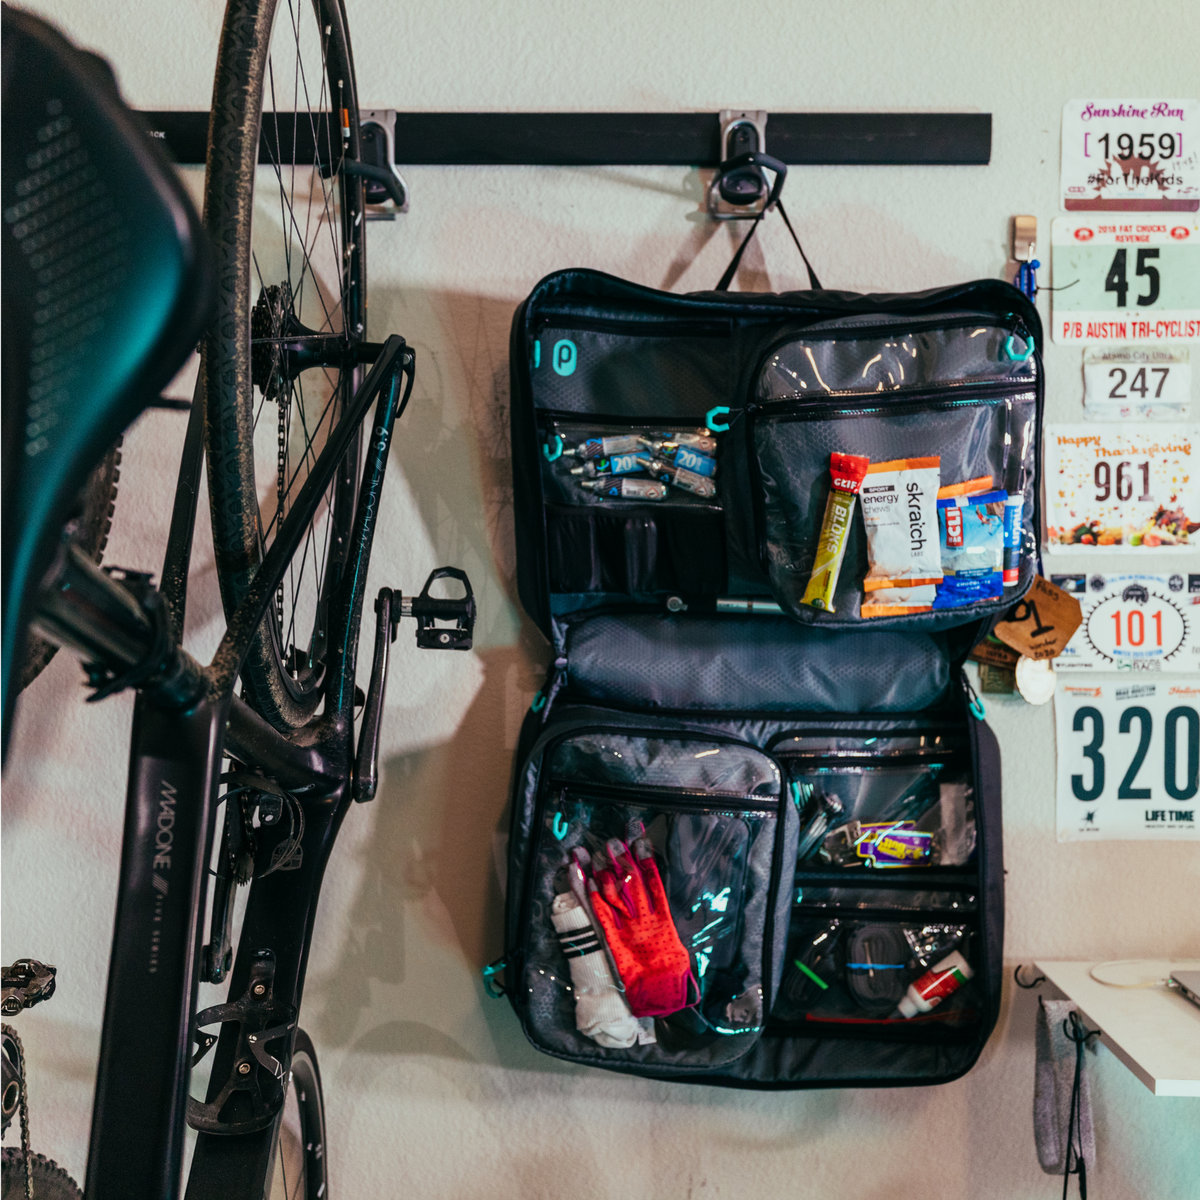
[859, 456, 942, 618]
[855, 821, 935, 868]
[801, 452, 871, 613]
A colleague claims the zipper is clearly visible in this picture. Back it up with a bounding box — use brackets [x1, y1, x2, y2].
[964, 683, 999, 1033]
[789, 868, 981, 889]
[748, 378, 1035, 420]
[551, 779, 780, 813]
[792, 903, 977, 920]
[538, 409, 718, 429]
[534, 314, 732, 338]
[777, 751, 963, 770]
[760, 313, 1005, 349]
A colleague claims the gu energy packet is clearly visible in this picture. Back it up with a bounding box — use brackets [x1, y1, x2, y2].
[1002, 494, 1024, 586]
[801, 452, 871, 612]
[933, 488, 1007, 608]
[860, 455, 943, 588]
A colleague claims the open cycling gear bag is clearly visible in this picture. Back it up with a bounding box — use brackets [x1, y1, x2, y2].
[496, 269, 1041, 1088]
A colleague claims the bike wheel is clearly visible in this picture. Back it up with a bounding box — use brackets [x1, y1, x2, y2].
[203, 0, 366, 731]
[265, 1030, 327, 1200]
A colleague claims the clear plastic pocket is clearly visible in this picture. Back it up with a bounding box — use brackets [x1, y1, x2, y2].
[782, 747, 976, 872]
[749, 387, 1038, 625]
[771, 914, 981, 1034]
[520, 733, 789, 1068]
[757, 317, 1035, 399]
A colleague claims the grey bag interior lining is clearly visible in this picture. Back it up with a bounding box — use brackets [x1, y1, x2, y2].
[562, 614, 952, 712]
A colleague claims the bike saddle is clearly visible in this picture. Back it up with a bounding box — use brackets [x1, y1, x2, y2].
[1, 6, 214, 756]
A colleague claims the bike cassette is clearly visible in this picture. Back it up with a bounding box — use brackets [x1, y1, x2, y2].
[186, 949, 297, 1135]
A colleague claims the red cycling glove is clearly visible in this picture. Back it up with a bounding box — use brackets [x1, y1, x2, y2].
[586, 837, 694, 1018]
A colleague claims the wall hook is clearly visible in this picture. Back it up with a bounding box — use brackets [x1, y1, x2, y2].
[707, 110, 770, 219]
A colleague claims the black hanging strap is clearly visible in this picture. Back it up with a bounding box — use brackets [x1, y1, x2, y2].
[776, 198, 822, 290]
[714, 190, 821, 291]
[715, 207, 767, 292]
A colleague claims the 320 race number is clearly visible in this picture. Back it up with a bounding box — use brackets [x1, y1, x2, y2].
[1056, 680, 1200, 841]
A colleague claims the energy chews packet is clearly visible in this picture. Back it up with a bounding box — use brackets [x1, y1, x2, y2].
[933, 489, 1007, 608]
[801, 452, 871, 613]
[860, 456, 943, 618]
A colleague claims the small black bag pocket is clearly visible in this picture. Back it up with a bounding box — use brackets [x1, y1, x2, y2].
[772, 911, 981, 1041]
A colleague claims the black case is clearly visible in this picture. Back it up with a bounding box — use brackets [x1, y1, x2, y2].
[498, 270, 1042, 1088]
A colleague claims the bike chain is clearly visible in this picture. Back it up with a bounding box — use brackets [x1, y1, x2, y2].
[276, 370, 288, 637]
[2, 1023, 34, 1200]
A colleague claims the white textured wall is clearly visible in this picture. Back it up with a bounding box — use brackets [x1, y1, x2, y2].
[3, 1, 1198, 1195]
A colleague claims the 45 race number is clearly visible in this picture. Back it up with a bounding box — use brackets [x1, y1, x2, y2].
[1051, 218, 1200, 344]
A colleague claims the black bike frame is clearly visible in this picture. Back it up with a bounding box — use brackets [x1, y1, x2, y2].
[72, 335, 413, 1200]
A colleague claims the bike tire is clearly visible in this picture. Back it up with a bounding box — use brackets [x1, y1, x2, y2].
[264, 1029, 327, 1200]
[203, 0, 366, 732]
[17, 442, 121, 692]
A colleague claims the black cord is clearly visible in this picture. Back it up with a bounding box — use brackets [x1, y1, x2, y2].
[1062, 1011, 1100, 1200]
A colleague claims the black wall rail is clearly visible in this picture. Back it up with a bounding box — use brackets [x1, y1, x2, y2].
[141, 111, 991, 168]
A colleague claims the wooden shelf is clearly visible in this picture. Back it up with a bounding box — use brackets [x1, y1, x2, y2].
[1035, 960, 1200, 1097]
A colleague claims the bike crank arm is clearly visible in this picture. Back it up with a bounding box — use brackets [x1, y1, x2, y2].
[352, 568, 476, 803]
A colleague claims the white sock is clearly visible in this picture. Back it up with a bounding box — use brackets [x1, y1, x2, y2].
[551, 892, 639, 1049]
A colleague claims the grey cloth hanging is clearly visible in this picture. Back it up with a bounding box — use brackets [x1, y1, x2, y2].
[1034, 999, 1096, 1177]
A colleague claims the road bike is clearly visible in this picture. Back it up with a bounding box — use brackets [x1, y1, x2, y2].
[1, 3, 473, 1196]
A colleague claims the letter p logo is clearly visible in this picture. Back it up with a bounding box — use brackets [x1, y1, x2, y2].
[552, 339, 577, 376]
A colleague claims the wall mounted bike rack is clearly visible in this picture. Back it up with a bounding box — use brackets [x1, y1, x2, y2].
[141, 110, 991, 169]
